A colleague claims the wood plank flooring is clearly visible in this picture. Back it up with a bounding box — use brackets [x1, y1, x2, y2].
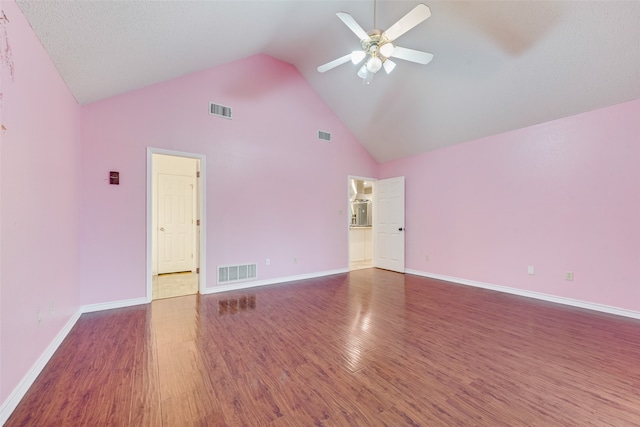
[6, 269, 640, 426]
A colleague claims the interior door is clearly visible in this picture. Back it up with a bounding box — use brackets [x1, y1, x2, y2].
[158, 173, 194, 274]
[374, 176, 405, 273]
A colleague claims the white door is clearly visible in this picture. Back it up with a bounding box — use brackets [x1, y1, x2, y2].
[374, 176, 405, 272]
[158, 173, 194, 274]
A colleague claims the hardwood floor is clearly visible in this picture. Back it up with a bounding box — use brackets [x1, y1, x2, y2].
[6, 269, 640, 426]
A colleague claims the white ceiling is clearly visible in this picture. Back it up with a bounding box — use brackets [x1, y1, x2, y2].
[17, 1, 640, 163]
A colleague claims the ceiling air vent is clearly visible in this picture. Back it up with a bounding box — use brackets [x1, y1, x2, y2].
[318, 131, 332, 142]
[209, 102, 232, 119]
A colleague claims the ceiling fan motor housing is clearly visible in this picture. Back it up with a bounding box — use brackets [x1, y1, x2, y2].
[361, 30, 393, 73]
[363, 30, 390, 56]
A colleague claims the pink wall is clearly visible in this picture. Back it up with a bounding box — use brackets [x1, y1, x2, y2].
[2, 0, 637, 412]
[381, 98, 640, 311]
[0, 0, 81, 404]
[80, 54, 378, 305]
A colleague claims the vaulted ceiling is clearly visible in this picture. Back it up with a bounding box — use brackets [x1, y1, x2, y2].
[16, 1, 640, 162]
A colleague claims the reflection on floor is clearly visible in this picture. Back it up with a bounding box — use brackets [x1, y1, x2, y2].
[218, 294, 257, 315]
[152, 272, 197, 300]
[350, 259, 373, 270]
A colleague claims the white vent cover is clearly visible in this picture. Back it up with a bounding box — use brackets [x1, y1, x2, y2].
[210, 102, 232, 119]
[218, 263, 257, 284]
[318, 131, 332, 142]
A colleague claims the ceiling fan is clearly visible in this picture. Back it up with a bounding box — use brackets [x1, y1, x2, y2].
[317, 2, 434, 83]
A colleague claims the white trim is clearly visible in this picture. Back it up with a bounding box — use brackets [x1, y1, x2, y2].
[406, 269, 640, 320]
[0, 310, 82, 425]
[203, 268, 349, 294]
[81, 297, 148, 314]
[146, 148, 207, 301]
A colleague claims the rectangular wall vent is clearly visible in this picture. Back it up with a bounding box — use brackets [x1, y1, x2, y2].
[210, 102, 232, 119]
[318, 131, 332, 142]
[218, 263, 257, 284]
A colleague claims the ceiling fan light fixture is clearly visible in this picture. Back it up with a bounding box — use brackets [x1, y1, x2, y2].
[351, 50, 366, 64]
[383, 59, 396, 74]
[317, 3, 433, 83]
[379, 42, 394, 58]
[357, 64, 369, 79]
[366, 56, 383, 73]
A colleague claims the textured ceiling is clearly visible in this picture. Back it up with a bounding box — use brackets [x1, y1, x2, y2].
[16, 1, 640, 163]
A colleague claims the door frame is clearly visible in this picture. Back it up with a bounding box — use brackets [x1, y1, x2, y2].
[147, 147, 207, 301]
[347, 175, 376, 269]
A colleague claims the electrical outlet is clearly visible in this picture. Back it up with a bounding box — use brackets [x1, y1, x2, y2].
[425, 255, 429, 261]
[565, 272, 574, 281]
[294, 257, 298, 264]
[338, 209, 343, 215]
[527, 266, 535, 275]
[266, 258, 270, 265]
[49, 301, 55, 315]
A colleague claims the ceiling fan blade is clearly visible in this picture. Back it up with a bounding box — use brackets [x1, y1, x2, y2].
[391, 46, 434, 65]
[336, 12, 371, 41]
[383, 4, 431, 42]
[317, 54, 352, 73]
[351, 51, 367, 64]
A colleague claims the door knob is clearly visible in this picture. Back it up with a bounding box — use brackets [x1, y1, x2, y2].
[160, 227, 165, 231]
[398, 227, 404, 231]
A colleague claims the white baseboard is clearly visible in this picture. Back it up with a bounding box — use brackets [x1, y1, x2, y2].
[406, 269, 640, 320]
[6, 267, 635, 425]
[0, 309, 82, 426]
[1, 296, 151, 424]
[203, 268, 349, 294]
[81, 297, 149, 313]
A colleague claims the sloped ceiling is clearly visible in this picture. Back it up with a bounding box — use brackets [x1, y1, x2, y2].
[16, 1, 640, 163]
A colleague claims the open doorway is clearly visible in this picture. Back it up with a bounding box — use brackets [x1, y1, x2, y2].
[348, 177, 375, 270]
[147, 148, 206, 301]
